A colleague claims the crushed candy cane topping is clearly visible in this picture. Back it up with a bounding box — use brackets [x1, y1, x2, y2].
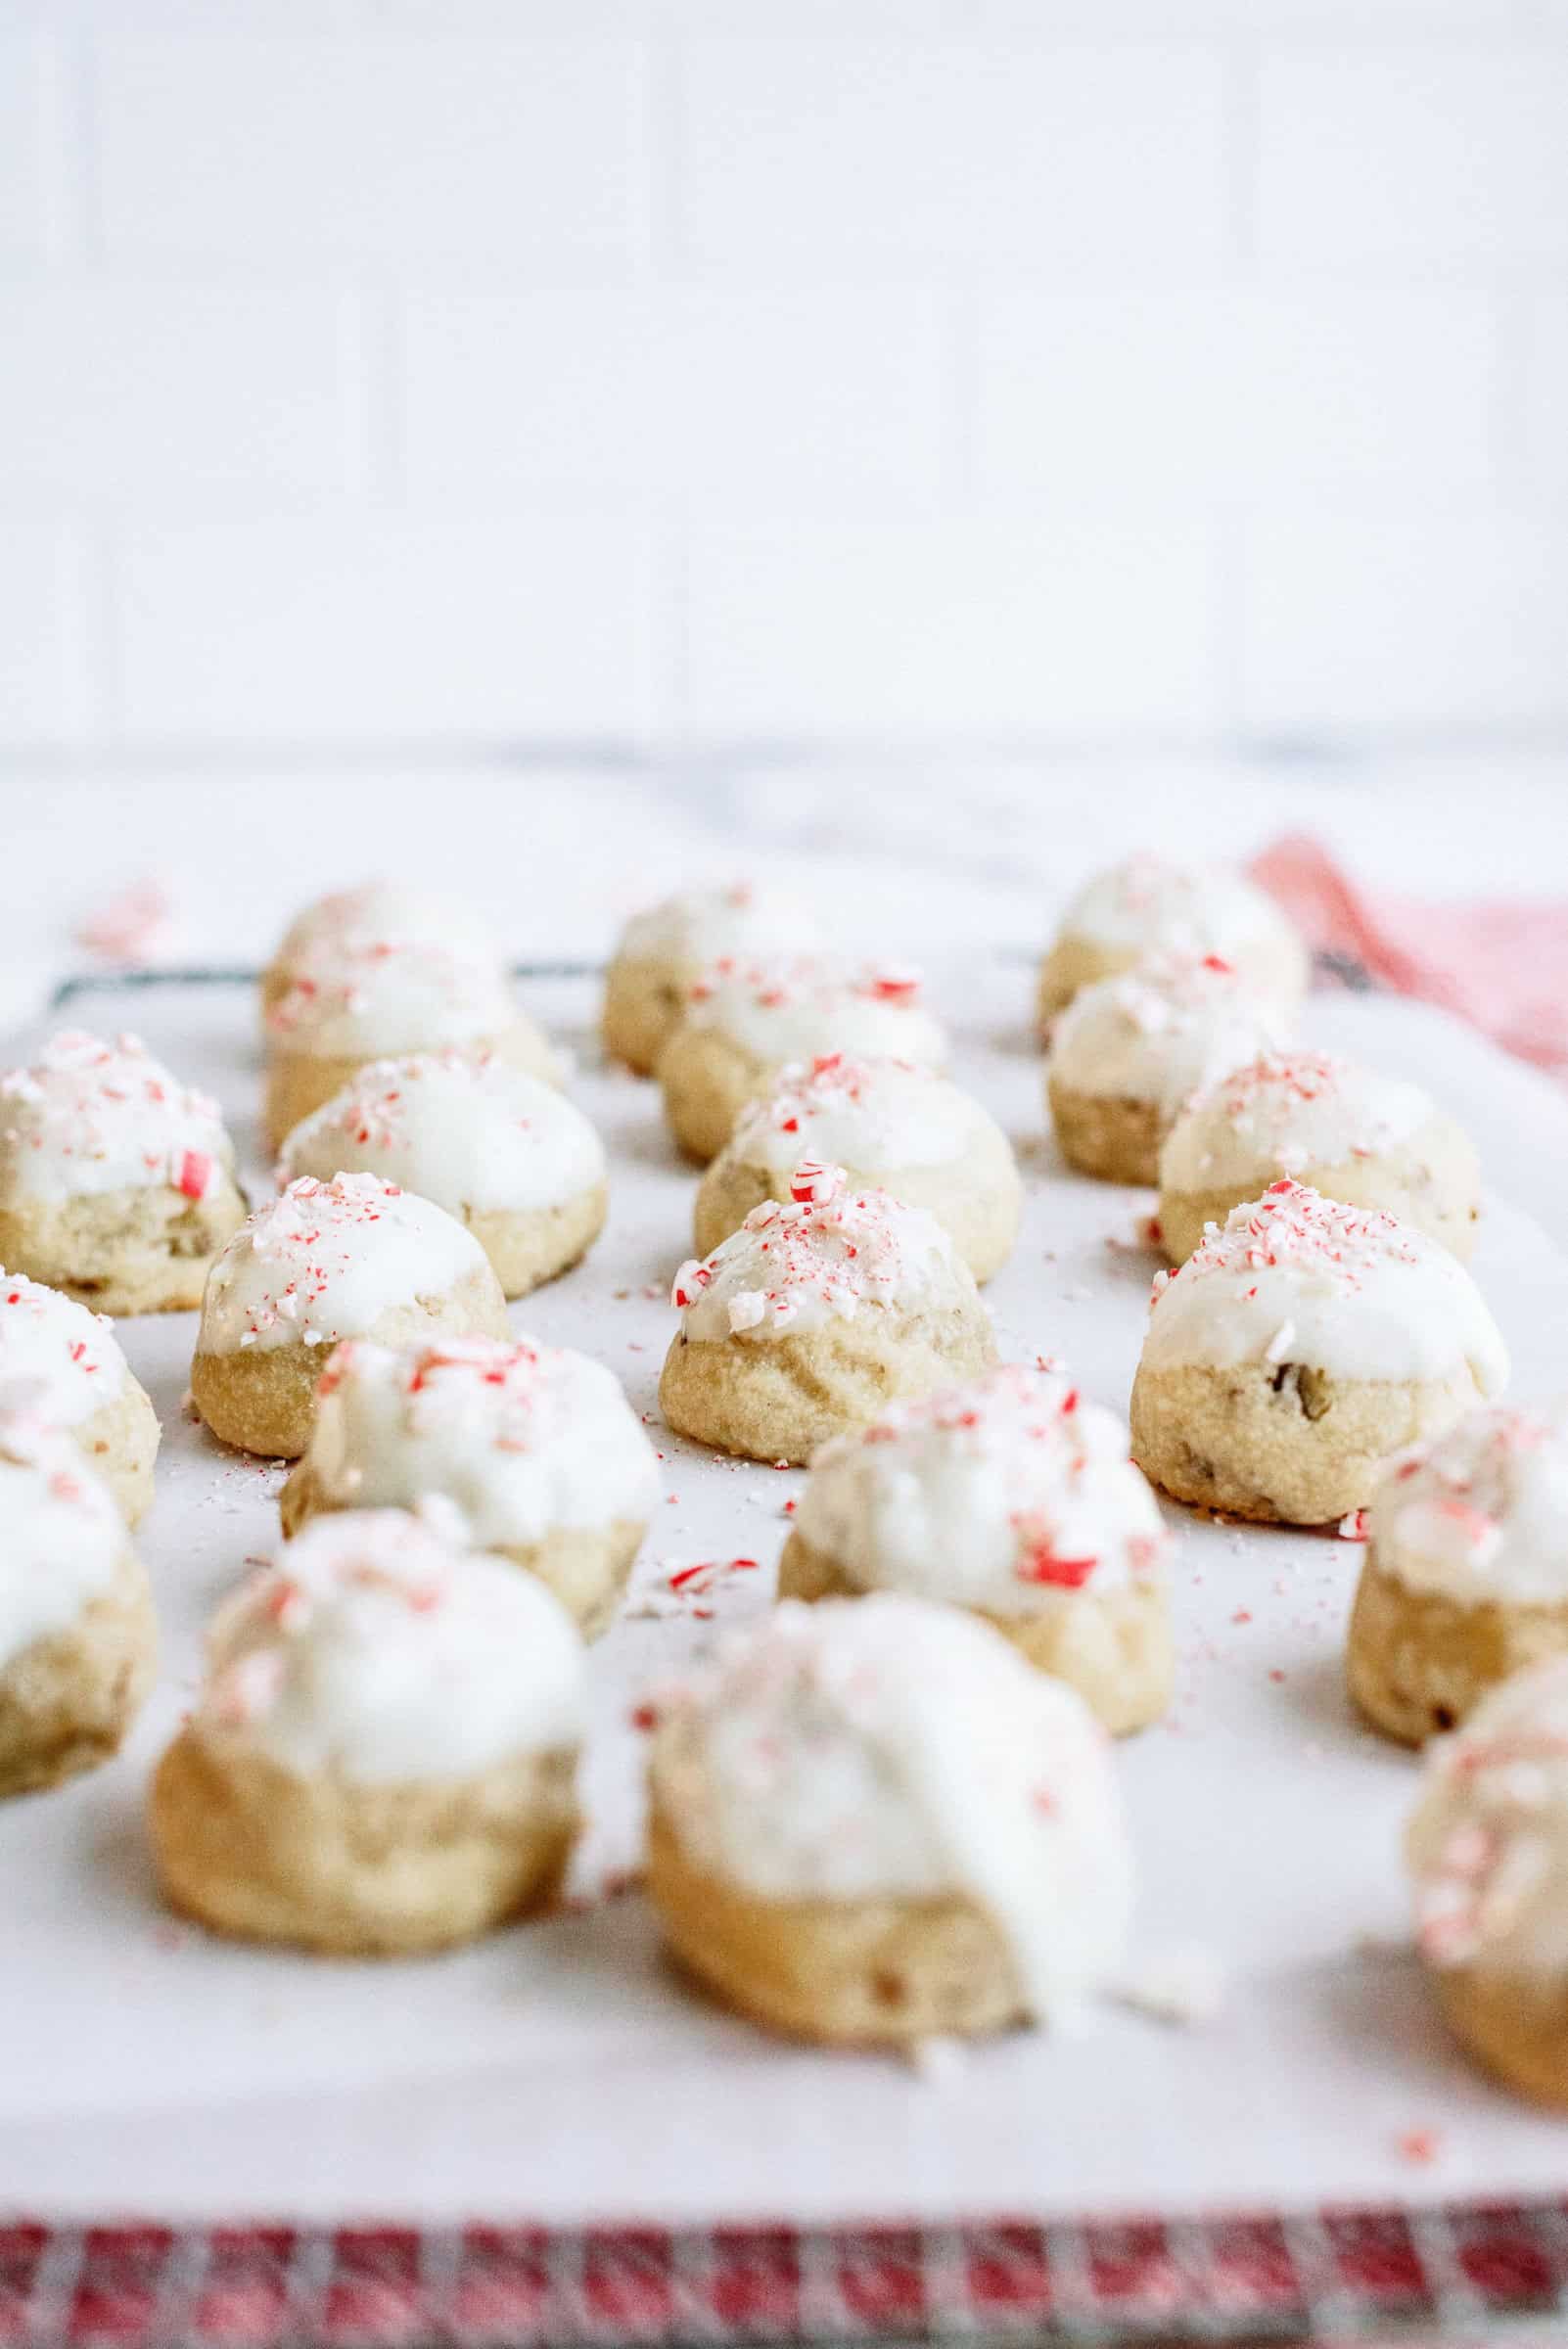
[198, 1174, 491, 1357]
[277, 1050, 602, 1217]
[615, 880, 822, 967]
[796, 1362, 1168, 1611]
[1369, 1402, 1568, 1606]
[678, 956, 948, 1071]
[0, 1408, 126, 1674]
[301, 1334, 658, 1544]
[1049, 953, 1288, 1120]
[1161, 1048, 1444, 1189]
[670, 1164, 975, 1340]
[0, 1030, 231, 1207]
[651, 1593, 1132, 2023]
[1407, 1655, 1568, 1972]
[1141, 1181, 1508, 1392]
[195, 1508, 585, 1785]
[273, 881, 497, 974]
[1058, 854, 1302, 969]
[726, 1053, 994, 1178]
[0, 1267, 128, 1417]
[265, 937, 519, 1057]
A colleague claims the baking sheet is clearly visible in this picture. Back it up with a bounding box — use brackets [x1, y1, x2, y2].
[4, 964, 1568, 2227]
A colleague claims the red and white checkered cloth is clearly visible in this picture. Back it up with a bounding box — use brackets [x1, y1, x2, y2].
[1248, 833, 1568, 1086]
[5, 2204, 1568, 2344]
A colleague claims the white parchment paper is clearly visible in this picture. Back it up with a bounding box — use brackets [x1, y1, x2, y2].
[3, 964, 1567, 2226]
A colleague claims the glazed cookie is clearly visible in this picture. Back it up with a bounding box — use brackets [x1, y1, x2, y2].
[1130, 1180, 1508, 1527]
[0, 1414, 157, 1797]
[149, 1509, 584, 1956]
[191, 1174, 509, 1459]
[647, 1593, 1132, 2045]
[602, 881, 822, 1076]
[281, 1336, 660, 1638]
[1158, 1048, 1480, 1266]
[661, 1163, 995, 1466]
[779, 1364, 1172, 1735]
[262, 937, 559, 1153]
[0, 1030, 247, 1314]
[657, 958, 947, 1165]
[1047, 954, 1287, 1187]
[1407, 1657, 1568, 2108]
[0, 1272, 159, 1523]
[278, 1052, 607, 1300]
[1038, 854, 1309, 1025]
[262, 880, 499, 1013]
[694, 1054, 1021, 1282]
[1349, 1403, 1568, 1747]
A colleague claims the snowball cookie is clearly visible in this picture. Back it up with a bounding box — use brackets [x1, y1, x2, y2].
[647, 1592, 1131, 2045]
[262, 936, 559, 1153]
[661, 1164, 995, 1466]
[281, 1335, 660, 1639]
[0, 1414, 157, 1797]
[0, 1029, 247, 1316]
[1047, 953, 1288, 1187]
[657, 957, 948, 1165]
[779, 1363, 1172, 1736]
[0, 1272, 159, 1524]
[1158, 1048, 1480, 1267]
[1348, 1403, 1568, 1749]
[694, 1053, 1021, 1283]
[1038, 854, 1309, 1026]
[261, 879, 499, 1013]
[191, 1174, 509, 1460]
[602, 881, 823, 1076]
[1407, 1656, 1568, 2108]
[1130, 1179, 1507, 1525]
[278, 1052, 606, 1301]
[149, 1509, 585, 1956]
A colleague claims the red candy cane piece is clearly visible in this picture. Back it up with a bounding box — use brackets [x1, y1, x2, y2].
[789, 1159, 837, 1205]
[176, 1149, 213, 1200]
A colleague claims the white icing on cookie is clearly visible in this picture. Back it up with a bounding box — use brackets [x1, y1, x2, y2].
[1408, 1655, 1568, 1974]
[654, 1593, 1133, 2022]
[1141, 1180, 1508, 1391]
[727, 1054, 993, 1181]
[278, 1053, 604, 1216]
[275, 882, 498, 973]
[1161, 1048, 1446, 1190]
[616, 881, 821, 968]
[195, 1508, 585, 1785]
[198, 1174, 491, 1358]
[1369, 1403, 1568, 1607]
[671, 1165, 976, 1342]
[0, 1030, 233, 1207]
[796, 1364, 1168, 1612]
[1050, 956, 1288, 1121]
[306, 1336, 660, 1546]
[1059, 854, 1301, 970]
[680, 957, 947, 1072]
[0, 1271, 128, 1423]
[265, 939, 520, 1059]
[0, 1413, 125, 1672]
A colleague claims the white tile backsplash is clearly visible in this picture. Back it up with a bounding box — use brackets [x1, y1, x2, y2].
[115, 519, 650, 741]
[0, 285, 360, 502]
[1241, 513, 1568, 731]
[1256, 44, 1568, 265]
[680, 519, 1222, 735]
[675, 38, 1231, 267]
[0, 5, 1564, 754]
[398, 285, 948, 503]
[93, 31, 648, 264]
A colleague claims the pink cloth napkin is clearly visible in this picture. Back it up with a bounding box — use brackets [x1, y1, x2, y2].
[1247, 834, 1568, 1083]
